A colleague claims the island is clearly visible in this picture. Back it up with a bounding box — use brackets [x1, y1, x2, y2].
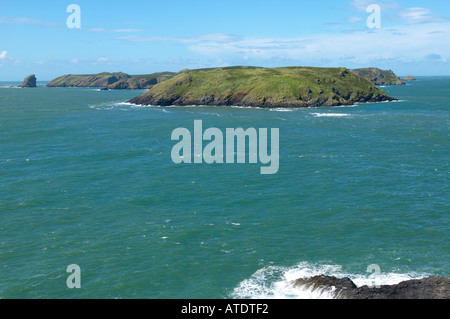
[128, 66, 395, 108]
[403, 75, 416, 81]
[350, 67, 405, 85]
[46, 72, 176, 89]
[20, 74, 37, 88]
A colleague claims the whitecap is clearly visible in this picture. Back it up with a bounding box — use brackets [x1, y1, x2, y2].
[311, 113, 351, 117]
[230, 261, 428, 299]
[270, 108, 295, 112]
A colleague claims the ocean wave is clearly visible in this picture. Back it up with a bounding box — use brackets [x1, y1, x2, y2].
[390, 99, 407, 103]
[0, 85, 21, 89]
[311, 113, 351, 118]
[230, 262, 427, 299]
[89, 101, 158, 110]
[230, 105, 263, 109]
[269, 108, 295, 112]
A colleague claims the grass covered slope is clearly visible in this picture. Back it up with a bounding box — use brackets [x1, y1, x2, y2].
[128, 66, 395, 108]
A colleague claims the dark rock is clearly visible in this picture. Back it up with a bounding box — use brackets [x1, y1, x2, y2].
[292, 275, 450, 299]
[20, 74, 37, 88]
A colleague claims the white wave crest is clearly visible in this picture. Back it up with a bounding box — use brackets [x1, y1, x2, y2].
[311, 113, 351, 117]
[270, 108, 295, 112]
[230, 262, 428, 299]
[89, 101, 158, 110]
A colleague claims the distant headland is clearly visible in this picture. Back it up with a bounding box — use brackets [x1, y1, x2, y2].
[46, 72, 175, 89]
[350, 67, 405, 85]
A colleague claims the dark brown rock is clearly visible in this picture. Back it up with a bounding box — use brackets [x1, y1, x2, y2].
[292, 275, 450, 299]
[20, 74, 37, 88]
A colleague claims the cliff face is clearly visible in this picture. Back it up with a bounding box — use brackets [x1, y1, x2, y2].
[46, 72, 130, 87]
[128, 66, 395, 108]
[20, 74, 37, 88]
[106, 72, 176, 90]
[350, 68, 405, 85]
[46, 72, 176, 89]
[292, 275, 450, 299]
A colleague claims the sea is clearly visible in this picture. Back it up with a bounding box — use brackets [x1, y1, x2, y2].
[0, 78, 448, 299]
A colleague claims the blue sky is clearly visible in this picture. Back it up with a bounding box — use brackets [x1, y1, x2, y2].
[1, 0, 449, 80]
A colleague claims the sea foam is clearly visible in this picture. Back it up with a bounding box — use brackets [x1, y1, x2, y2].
[311, 113, 351, 117]
[230, 262, 428, 299]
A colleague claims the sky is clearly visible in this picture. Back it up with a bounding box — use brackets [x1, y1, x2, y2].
[0, 0, 449, 80]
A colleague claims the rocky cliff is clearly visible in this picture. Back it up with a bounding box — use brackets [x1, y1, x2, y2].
[292, 275, 449, 299]
[350, 68, 405, 85]
[105, 72, 176, 90]
[20, 74, 37, 88]
[46, 72, 175, 89]
[46, 72, 131, 87]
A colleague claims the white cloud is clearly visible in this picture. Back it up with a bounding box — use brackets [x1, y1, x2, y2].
[184, 22, 450, 69]
[351, 0, 401, 13]
[116, 33, 238, 44]
[89, 28, 144, 34]
[0, 16, 59, 27]
[91, 57, 111, 65]
[398, 7, 445, 24]
[0, 50, 22, 66]
[347, 16, 365, 24]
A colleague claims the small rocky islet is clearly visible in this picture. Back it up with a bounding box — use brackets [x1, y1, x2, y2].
[20, 74, 37, 88]
[403, 75, 417, 81]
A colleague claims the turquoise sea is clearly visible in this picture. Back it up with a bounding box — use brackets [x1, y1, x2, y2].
[0, 78, 449, 298]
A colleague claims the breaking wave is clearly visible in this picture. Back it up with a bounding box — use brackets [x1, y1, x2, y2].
[230, 262, 428, 299]
[311, 113, 351, 117]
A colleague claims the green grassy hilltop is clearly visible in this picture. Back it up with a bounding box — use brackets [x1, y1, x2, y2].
[128, 66, 395, 108]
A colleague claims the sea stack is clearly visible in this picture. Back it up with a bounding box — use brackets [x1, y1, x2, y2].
[20, 74, 37, 88]
[403, 75, 416, 81]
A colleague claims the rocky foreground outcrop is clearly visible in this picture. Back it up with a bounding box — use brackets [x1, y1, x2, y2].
[20, 74, 37, 88]
[292, 275, 450, 299]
